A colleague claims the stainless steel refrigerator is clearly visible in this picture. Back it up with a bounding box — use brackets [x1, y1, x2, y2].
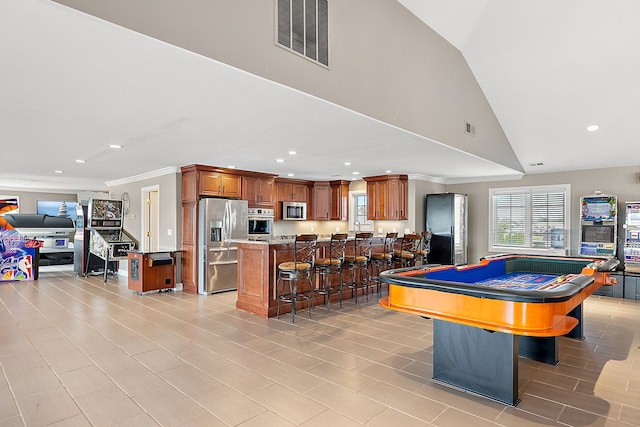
[198, 198, 248, 294]
[425, 193, 468, 266]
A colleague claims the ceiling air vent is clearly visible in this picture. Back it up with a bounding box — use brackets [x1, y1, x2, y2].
[277, 0, 329, 67]
[465, 121, 476, 136]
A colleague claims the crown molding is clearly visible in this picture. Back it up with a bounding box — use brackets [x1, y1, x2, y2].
[407, 172, 525, 185]
[442, 173, 525, 185]
[106, 166, 180, 187]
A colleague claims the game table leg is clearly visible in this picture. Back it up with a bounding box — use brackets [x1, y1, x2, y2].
[564, 303, 584, 340]
[518, 302, 584, 365]
[432, 319, 519, 406]
[519, 336, 559, 365]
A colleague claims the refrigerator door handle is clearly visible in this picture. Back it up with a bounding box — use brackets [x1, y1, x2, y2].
[208, 260, 237, 266]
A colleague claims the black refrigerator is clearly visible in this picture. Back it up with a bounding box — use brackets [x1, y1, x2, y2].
[425, 193, 468, 265]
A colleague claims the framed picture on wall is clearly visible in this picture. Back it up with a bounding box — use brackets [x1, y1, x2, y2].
[0, 196, 20, 214]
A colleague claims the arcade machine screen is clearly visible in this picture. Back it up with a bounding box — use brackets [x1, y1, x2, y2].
[88, 199, 123, 229]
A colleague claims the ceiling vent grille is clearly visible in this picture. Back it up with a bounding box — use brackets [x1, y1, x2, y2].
[277, 0, 329, 66]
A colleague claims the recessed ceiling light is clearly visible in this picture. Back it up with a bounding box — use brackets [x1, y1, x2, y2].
[385, 170, 392, 173]
[287, 173, 294, 177]
[54, 170, 63, 174]
[75, 159, 85, 163]
[344, 162, 352, 166]
[109, 144, 123, 149]
[227, 165, 236, 169]
[352, 171, 360, 175]
[587, 125, 599, 132]
[276, 158, 285, 163]
[288, 151, 296, 155]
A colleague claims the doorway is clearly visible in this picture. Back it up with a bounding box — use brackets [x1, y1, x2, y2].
[141, 185, 160, 252]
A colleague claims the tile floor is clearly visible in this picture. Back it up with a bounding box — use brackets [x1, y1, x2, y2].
[0, 266, 639, 426]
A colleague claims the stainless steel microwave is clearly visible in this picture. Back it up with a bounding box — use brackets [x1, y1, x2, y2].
[281, 202, 307, 220]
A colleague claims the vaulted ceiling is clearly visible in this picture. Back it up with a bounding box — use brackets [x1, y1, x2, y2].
[1, 0, 637, 193]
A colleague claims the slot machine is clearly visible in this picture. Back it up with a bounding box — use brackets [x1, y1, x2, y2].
[623, 201, 640, 272]
[578, 193, 617, 258]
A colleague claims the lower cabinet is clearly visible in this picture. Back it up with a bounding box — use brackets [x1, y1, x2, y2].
[623, 273, 640, 299]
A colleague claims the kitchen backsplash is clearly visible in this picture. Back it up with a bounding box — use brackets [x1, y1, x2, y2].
[272, 219, 411, 238]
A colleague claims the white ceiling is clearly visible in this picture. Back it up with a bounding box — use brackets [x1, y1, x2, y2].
[1, 0, 638, 193]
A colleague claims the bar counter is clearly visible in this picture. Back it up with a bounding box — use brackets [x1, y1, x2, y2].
[235, 237, 382, 317]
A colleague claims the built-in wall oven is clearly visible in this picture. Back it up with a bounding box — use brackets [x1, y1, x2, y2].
[247, 208, 274, 240]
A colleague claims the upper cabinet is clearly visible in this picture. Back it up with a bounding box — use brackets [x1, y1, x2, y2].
[364, 174, 408, 220]
[275, 178, 312, 220]
[330, 180, 350, 221]
[242, 175, 276, 208]
[311, 181, 331, 221]
[199, 171, 242, 198]
[276, 180, 310, 202]
[309, 180, 350, 221]
[182, 165, 244, 203]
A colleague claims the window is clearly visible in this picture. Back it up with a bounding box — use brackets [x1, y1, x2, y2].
[349, 191, 372, 232]
[277, 0, 329, 66]
[489, 184, 570, 255]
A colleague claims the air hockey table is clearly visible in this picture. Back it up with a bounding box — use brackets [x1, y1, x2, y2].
[379, 254, 619, 405]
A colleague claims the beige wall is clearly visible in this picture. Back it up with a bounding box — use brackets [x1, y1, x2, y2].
[446, 165, 639, 264]
[53, 0, 521, 173]
[109, 173, 181, 252]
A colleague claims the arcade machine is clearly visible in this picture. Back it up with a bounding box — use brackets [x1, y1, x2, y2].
[579, 193, 617, 258]
[622, 201, 640, 273]
[4, 213, 75, 265]
[73, 202, 105, 276]
[87, 199, 136, 283]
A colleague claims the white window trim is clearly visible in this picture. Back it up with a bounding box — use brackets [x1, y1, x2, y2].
[348, 190, 373, 232]
[488, 184, 571, 256]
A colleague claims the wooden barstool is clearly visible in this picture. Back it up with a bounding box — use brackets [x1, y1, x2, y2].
[314, 233, 348, 312]
[369, 232, 397, 296]
[276, 234, 318, 322]
[415, 231, 432, 265]
[394, 233, 421, 268]
[340, 232, 373, 307]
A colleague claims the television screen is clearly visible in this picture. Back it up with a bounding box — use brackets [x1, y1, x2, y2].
[36, 200, 78, 221]
[582, 225, 614, 243]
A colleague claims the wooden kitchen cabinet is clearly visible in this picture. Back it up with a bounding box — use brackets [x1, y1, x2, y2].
[366, 179, 389, 220]
[330, 180, 350, 221]
[242, 175, 275, 208]
[181, 164, 271, 293]
[312, 181, 331, 220]
[199, 171, 242, 198]
[275, 178, 312, 220]
[388, 175, 408, 220]
[276, 179, 310, 202]
[364, 174, 408, 220]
